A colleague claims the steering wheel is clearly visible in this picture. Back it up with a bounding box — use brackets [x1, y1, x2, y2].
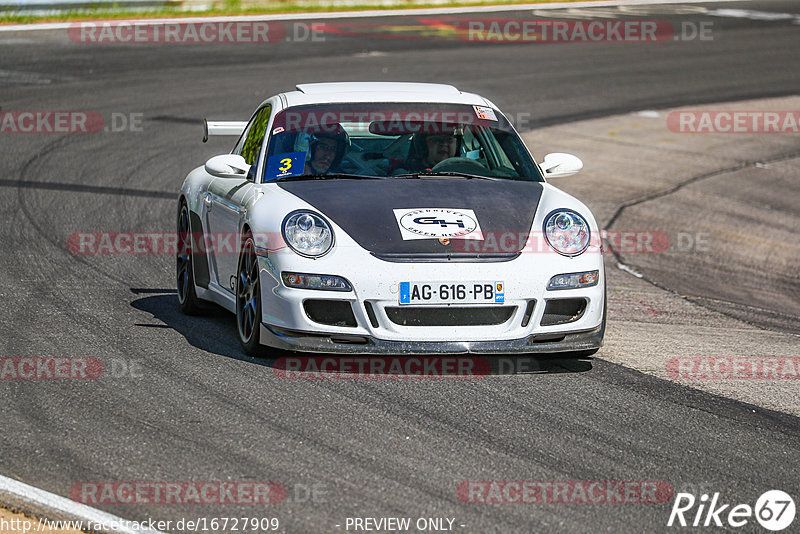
[431, 157, 488, 174]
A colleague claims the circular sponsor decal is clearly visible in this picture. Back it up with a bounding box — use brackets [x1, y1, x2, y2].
[399, 208, 478, 238]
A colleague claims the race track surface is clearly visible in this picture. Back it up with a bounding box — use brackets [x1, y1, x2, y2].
[1, 1, 798, 532]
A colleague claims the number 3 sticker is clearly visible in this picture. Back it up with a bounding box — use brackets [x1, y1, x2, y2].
[265, 152, 306, 179]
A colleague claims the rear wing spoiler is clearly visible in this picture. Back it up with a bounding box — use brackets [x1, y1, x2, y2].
[202, 119, 248, 143]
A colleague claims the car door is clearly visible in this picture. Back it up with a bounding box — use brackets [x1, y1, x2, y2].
[204, 104, 271, 294]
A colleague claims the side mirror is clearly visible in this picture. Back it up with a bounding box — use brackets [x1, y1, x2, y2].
[205, 154, 251, 179]
[540, 153, 583, 178]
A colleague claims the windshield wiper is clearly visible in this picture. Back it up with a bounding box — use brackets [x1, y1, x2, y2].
[393, 171, 500, 181]
[275, 173, 387, 182]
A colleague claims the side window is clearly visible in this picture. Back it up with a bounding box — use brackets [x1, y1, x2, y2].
[240, 105, 272, 166]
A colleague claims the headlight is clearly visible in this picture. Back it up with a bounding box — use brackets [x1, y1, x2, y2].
[543, 209, 591, 256]
[282, 210, 334, 257]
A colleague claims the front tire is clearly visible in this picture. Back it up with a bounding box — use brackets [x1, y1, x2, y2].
[236, 232, 264, 356]
[177, 202, 203, 315]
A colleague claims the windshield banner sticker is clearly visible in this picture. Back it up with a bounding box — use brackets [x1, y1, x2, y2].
[474, 106, 498, 121]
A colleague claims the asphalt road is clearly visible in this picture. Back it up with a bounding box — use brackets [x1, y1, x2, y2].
[1, 1, 798, 532]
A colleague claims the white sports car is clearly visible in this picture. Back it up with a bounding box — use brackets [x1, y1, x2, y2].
[178, 82, 605, 356]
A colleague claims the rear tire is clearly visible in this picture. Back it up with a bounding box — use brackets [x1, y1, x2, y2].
[177, 202, 204, 315]
[236, 232, 265, 356]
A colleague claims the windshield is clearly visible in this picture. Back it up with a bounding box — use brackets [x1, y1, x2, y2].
[262, 103, 543, 182]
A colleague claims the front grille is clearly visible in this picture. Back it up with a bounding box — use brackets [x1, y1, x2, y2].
[303, 300, 357, 328]
[540, 298, 587, 326]
[385, 306, 515, 327]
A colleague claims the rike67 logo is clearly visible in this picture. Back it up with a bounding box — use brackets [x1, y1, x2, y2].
[668, 490, 795, 531]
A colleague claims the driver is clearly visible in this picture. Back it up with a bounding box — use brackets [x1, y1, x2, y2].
[304, 127, 349, 175]
[403, 131, 459, 172]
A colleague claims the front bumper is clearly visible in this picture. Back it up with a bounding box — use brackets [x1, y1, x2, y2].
[257, 241, 605, 353]
[260, 321, 604, 354]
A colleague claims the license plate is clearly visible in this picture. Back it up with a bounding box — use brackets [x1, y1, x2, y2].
[398, 281, 504, 305]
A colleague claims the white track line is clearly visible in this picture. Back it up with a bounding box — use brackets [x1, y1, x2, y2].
[0, 474, 165, 534]
[0, 0, 742, 32]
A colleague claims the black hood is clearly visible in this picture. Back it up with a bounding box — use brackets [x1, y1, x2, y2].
[278, 178, 543, 255]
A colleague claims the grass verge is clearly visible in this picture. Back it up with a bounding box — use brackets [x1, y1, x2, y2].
[1, 0, 594, 24]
